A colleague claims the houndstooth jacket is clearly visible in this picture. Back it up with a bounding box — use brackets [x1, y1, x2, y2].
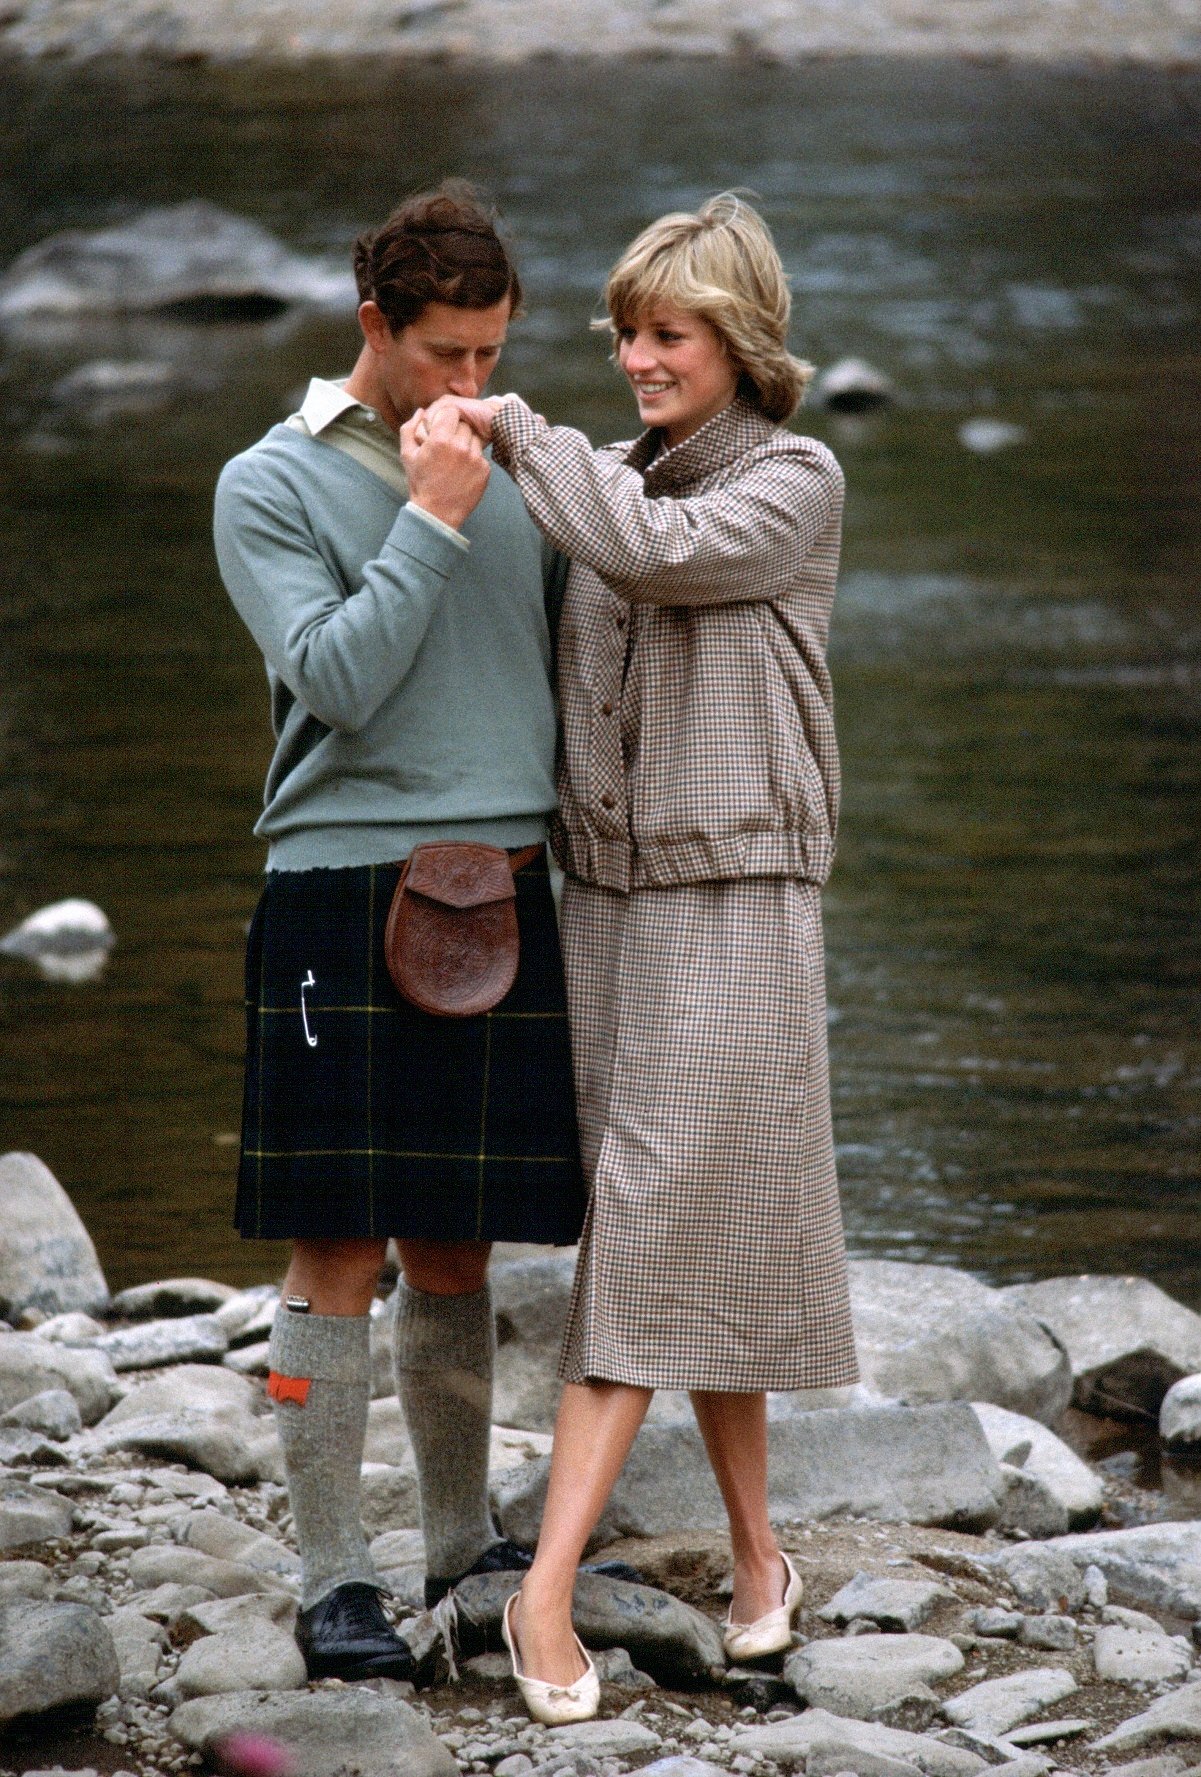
[490, 394, 844, 893]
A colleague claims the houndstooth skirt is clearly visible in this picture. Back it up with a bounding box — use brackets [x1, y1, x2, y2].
[556, 876, 859, 1392]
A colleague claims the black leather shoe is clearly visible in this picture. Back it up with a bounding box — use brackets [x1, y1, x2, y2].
[295, 1581, 416, 1681]
[424, 1540, 646, 1608]
[425, 1538, 534, 1607]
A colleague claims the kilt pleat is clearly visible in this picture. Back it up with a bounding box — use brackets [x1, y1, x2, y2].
[235, 855, 586, 1244]
[557, 877, 859, 1391]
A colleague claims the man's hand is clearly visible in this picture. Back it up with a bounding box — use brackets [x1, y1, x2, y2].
[400, 404, 490, 531]
[423, 393, 506, 442]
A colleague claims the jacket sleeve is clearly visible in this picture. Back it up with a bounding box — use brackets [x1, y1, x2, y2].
[490, 397, 842, 607]
[213, 454, 465, 734]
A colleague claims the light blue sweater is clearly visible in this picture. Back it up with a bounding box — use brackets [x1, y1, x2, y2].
[214, 423, 558, 871]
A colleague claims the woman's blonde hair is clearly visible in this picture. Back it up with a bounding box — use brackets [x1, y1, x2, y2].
[597, 192, 812, 424]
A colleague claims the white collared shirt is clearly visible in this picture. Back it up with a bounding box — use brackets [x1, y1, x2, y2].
[286, 377, 468, 551]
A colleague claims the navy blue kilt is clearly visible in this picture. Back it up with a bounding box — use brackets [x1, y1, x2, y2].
[235, 852, 587, 1244]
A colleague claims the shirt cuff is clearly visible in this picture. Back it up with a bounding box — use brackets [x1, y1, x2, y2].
[404, 500, 471, 553]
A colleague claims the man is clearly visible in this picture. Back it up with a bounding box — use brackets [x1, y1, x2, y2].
[213, 183, 587, 1683]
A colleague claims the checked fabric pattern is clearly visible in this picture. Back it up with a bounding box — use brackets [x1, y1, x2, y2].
[490, 392, 858, 1392]
[557, 875, 859, 1391]
[491, 394, 845, 894]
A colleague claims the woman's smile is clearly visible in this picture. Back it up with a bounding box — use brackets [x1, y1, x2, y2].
[617, 304, 739, 447]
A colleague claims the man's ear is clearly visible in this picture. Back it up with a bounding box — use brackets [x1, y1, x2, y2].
[358, 300, 393, 354]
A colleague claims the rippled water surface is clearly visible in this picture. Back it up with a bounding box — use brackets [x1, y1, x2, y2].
[0, 56, 1197, 1300]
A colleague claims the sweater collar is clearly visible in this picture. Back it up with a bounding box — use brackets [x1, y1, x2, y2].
[624, 396, 778, 493]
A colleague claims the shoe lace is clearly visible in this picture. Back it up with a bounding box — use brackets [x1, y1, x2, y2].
[430, 1591, 461, 1682]
[331, 1583, 391, 1639]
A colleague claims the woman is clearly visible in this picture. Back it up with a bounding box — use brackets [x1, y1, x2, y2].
[419, 193, 859, 1723]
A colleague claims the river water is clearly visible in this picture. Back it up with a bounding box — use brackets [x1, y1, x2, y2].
[0, 55, 1197, 1303]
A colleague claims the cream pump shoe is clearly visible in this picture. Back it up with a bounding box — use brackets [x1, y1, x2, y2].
[502, 1590, 600, 1725]
[722, 1552, 805, 1662]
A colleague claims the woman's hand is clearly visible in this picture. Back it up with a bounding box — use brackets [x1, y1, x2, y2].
[422, 393, 506, 442]
[400, 403, 490, 531]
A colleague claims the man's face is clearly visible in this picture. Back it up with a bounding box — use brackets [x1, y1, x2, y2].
[372, 297, 512, 429]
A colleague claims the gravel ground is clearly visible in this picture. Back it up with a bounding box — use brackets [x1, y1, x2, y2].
[0, 0, 1199, 63]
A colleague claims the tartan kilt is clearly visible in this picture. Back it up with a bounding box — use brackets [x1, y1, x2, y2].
[557, 875, 859, 1392]
[235, 852, 587, 1244]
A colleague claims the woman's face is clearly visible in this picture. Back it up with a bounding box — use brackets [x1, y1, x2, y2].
[617, 305, 740, 449]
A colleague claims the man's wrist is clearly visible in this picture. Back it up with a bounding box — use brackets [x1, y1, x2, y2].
[405, 500, 471, 551]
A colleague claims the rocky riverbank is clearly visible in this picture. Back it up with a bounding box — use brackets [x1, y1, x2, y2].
[2, 1149, 1201, 1777]
[0, 0, 1199, 63]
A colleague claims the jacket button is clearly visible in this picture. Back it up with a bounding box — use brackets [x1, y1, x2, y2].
[615, 613, 626, 629]
[600, 793, 616, 810]
[600, 701, 613, 716]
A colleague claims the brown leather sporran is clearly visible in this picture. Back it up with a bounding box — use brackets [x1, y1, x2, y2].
[385, 841, 526, 1017]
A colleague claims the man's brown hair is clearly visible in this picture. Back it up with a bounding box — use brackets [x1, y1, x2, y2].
[352, 180, 522, 334]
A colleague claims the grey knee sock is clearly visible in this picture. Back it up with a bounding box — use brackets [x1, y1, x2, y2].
[393, 1281, 496, 1583]
[268, 1305, 379, 1610]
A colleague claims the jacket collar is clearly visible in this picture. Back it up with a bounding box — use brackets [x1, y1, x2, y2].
[624, 395, 778, 493]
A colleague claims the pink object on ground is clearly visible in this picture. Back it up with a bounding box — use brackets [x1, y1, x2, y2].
[213, 1732, 295, 1777]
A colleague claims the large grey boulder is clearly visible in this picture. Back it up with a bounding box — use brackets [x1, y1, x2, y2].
[450, 1570, 726, 1688]
[168, 1686, 457, 1777]
[986, 1524, 1201, 1621]
[728, 1707, 987, 1775]
[95, 1313, 230, 1371]
[498, 1403, 1004, 1544]
[849, 1262, 1071, 1425]
[998, 1275, 1201, 1420]
[970, 1402, 1103, 1530]
[0, 1332, 119, 1425]
[491, 1251, 575, 1430]
[0, 1478, 74, 1551]
[361, 1462, 421, 1537]
[0, 1153, 109, 1320]
[1093, 1681, 1201, 1755]
[111, 1277, 238, 1319]
[0, 202, 354, 320]
[1160, 1375, 1201, 1452]
[173, 1620, 306, 1698]
[87, 1363, 281, 1484]
[785, 1633, 964, 1719]
[0, 1598, 119, 1725]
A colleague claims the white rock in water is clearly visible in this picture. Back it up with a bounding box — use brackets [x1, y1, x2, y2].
[1160, 1373, 1201, 1451]
[0, 201, 354, 319]
[810, 356, 895, 412]
[999, 1274, 1201, 1419]
[958, 418, 1028, 453]
[0, 1152, 110, 1321]
[0, 898, 114, 982]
